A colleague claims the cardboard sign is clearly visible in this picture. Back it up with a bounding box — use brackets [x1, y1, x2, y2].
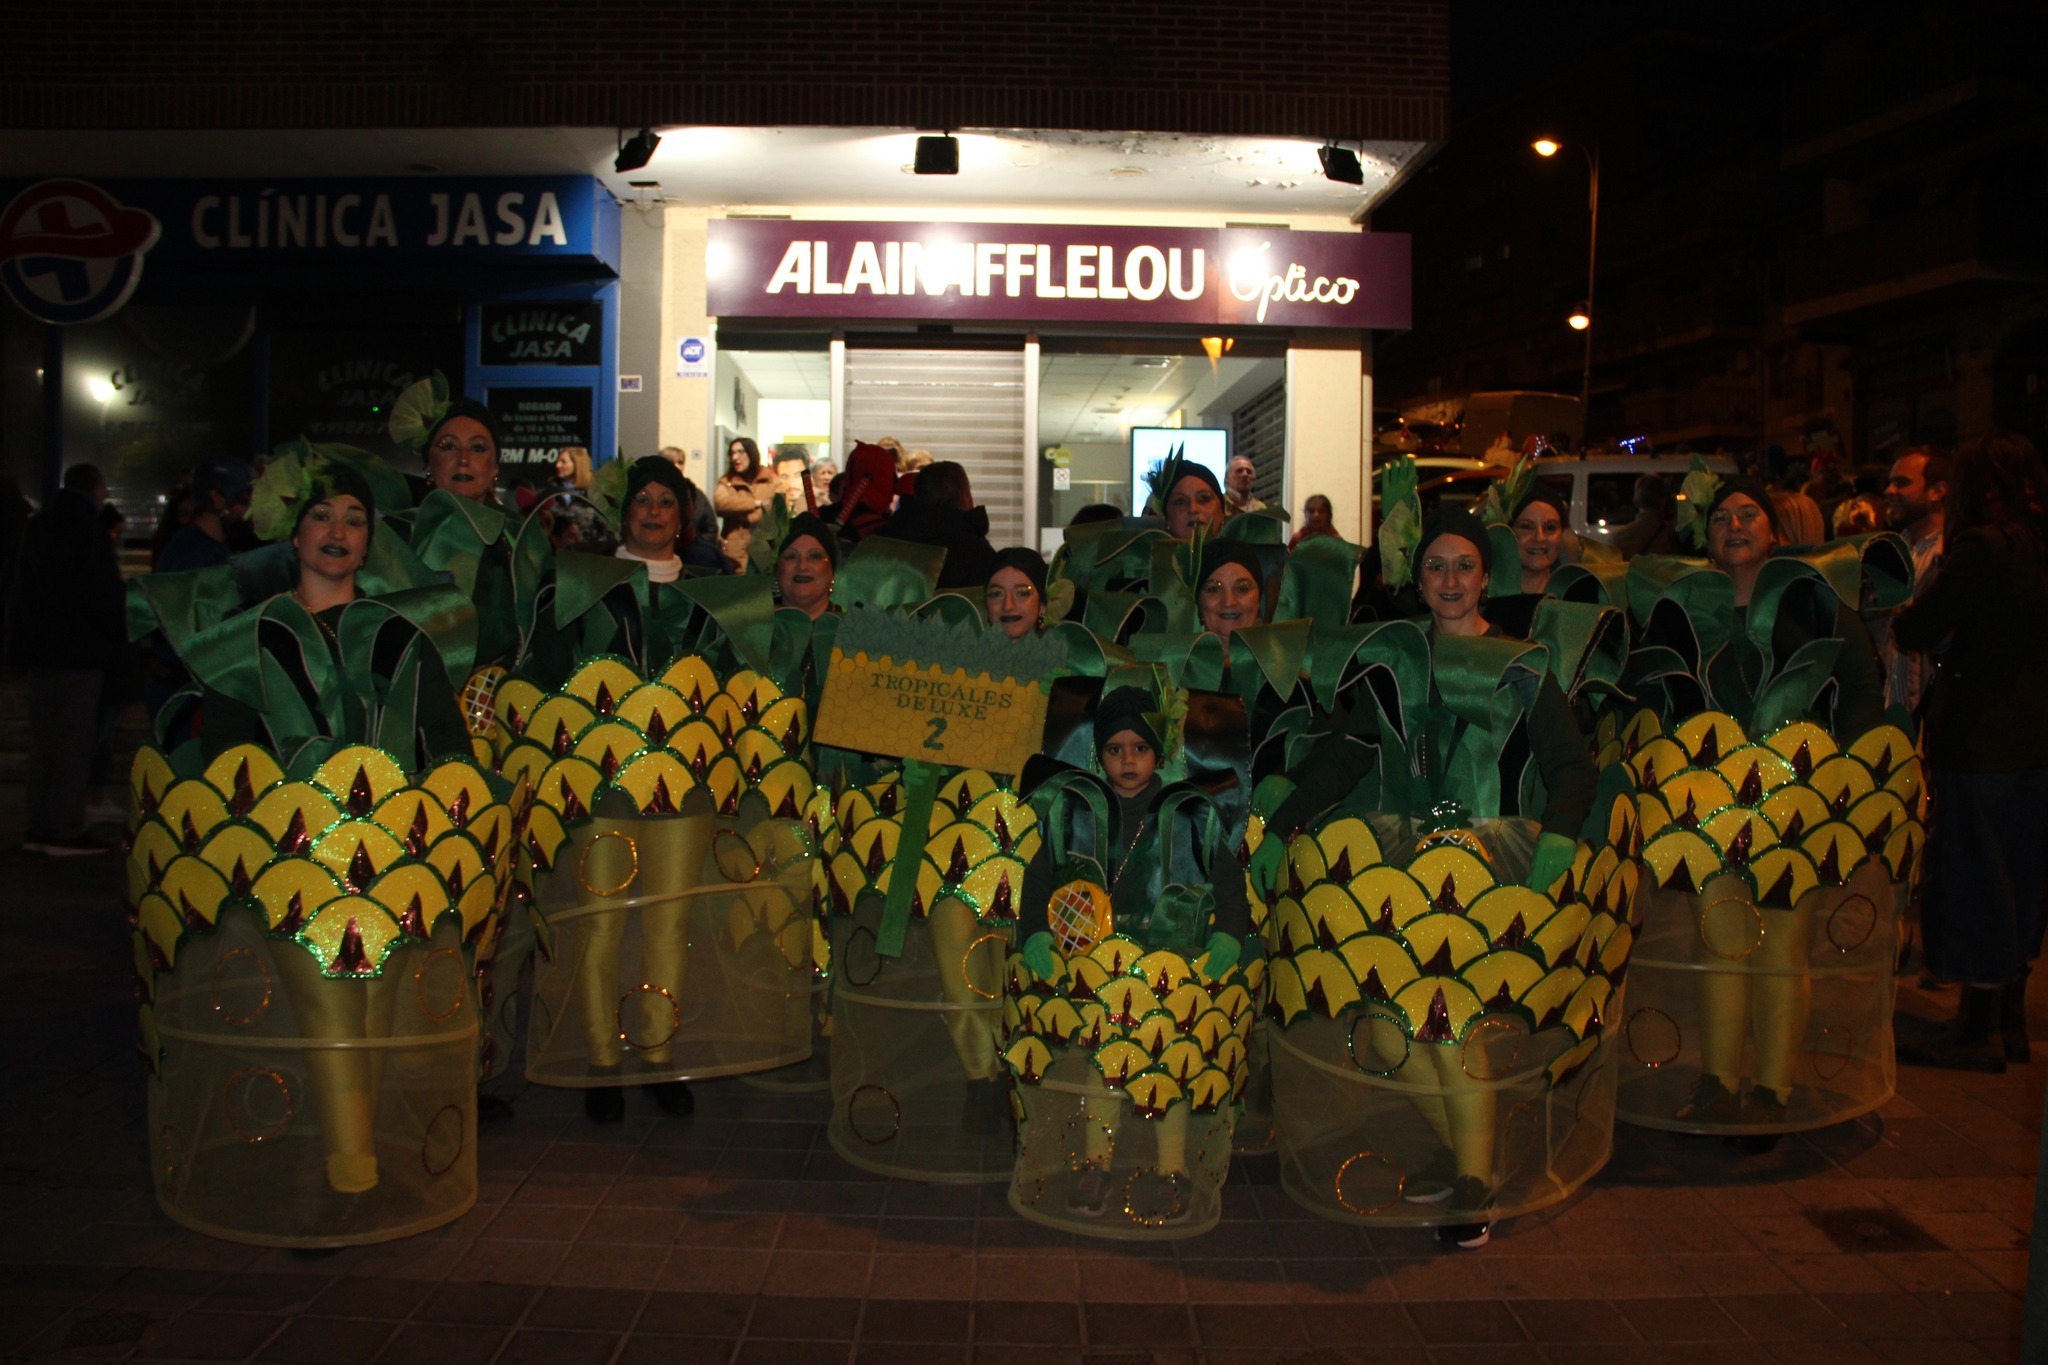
[814, 648, 1048, 775]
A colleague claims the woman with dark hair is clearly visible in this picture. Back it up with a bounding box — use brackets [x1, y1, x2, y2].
[1896, 430, 2048, 1071]
[714, 436, 783, 571]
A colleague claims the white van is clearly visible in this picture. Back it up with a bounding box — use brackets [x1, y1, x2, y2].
[1532, 454, 1738, 546]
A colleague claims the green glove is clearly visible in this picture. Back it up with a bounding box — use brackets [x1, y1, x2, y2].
[1202, 930, 1242, 978]
[1021, 931, 1059, 981]
[1248, 835, 1287, 902]
[1525, 832, 1576, 894]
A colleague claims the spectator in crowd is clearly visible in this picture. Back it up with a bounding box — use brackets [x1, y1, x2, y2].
[149, 480, 195, 569]
[1895, 432, 2048, 1072]
[5, 463, 128, 855]
[1832, 494, 1884, 537]
[1768, 488, 1828, 546]
[1290, 494, 1339, 548]
[714, 436, 782, 570]
[424, 399, 505, 503]
[655, 445, 721, 547]
[1878, 447, 1950, 713]
[99, 502, 126, 546]
[1610, 474, 1679, 558]
[157, 459, 254, 573]
[827, 443, 902, 546]
[1224, 456, 1266, 515]
[879, 459, 997, 589]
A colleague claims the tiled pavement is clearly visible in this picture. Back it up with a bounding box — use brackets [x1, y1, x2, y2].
[0, 706, 2036, 1364]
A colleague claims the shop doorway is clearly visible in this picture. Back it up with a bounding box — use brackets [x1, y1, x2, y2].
[843, 347, 1027, 549]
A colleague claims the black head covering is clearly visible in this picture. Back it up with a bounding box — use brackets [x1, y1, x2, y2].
[1094, 685, 1162, 756]
[1166, 460, 1223, 501]
[989, 546, 1048, 598]
[422, 398, 503, 459]
[295, 456, 377, 543]
[1414, 507, 1491, 576]
[784, 512, 842, 568]
[1706, 476, 1780, 537]
[1511, 485, 1568, 525]
[1198, 539, 1265, 589]
[625, 454, 687, 506]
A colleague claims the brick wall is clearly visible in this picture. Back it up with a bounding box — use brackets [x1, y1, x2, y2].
[1, 0, 1447, 140]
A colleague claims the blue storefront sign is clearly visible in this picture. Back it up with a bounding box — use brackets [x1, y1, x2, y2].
[1, 174, 622, 500]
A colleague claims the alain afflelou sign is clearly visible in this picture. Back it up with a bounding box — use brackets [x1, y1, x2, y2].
[705, 220, 1409, 330]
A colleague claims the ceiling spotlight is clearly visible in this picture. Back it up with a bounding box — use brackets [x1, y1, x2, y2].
[614, 128, 661, 174]
[1317, 143, 1364, 185]
[915, 133, 960, 176]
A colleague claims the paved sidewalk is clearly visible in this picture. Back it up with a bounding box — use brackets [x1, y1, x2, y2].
[0, 692, 2034, 1363]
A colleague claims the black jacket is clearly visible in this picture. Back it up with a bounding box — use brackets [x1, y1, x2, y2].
[878, 501, 998, 590]
[1895, 523, 2048, 772]
[4, 489, 127, 672]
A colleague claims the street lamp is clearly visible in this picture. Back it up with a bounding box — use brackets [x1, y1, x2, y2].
[1533, 136, 1600, 446]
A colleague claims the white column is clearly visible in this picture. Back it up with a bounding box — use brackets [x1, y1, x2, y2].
[829, 336, 846, 461]
[1022, 335, 1041, 552]
[656, 206, 713, 490]
[1284, 336, 1367, 543]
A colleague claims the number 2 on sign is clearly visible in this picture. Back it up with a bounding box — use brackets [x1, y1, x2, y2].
[923, 717, 948, 750]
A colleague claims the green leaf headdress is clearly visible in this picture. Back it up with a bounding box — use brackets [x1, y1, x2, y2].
[387, 371, 453, 457]
[1672, 455, 1722, 551]
[1377, 453, 1421, 588]
[249, 439, 408, 542]
[586, 455, 631, 532]
[1142, 442, 1190, 518]
[1476, 456, 1536, 529]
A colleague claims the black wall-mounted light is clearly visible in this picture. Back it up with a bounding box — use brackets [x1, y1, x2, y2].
[1317, 143, 1364, 186]
[614, 128, 661, 174]
[914, 133, 960, 176]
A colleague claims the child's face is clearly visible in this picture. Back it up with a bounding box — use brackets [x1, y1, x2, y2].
[1100, 728, 1158, 800]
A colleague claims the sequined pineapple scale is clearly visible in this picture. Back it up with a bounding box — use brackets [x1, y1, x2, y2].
[813, 769, 1039, 926]
[1603, 710, 1925, 905]
[1256, 798, 1642, 1087]
[127, 743, 522, 1070]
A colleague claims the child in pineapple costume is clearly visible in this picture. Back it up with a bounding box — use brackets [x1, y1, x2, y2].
[1015, 684, 1252, 1223]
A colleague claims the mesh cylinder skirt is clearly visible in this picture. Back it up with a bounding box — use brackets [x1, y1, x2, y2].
[1615, 861, 1901, 1133]
[525, 815, 815, 1086]
[828, 901, 1015, 1181]
[149, 910, 479, 1248]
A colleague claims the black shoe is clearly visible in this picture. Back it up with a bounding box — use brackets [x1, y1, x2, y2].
[584, 1086, 626, 1123]
[1066, 1168, 1111, 1218]
[1900, 986, 2006, 1074]
[2002, 972, 2031, 1063]
[1435, 1174, 1493, 1248]
[646, 1080, 695, 1117]
[1675, 1073, 1743, 1125]
[477, 1094, 516, 1125]
[1402, 1149, 1458, 1205]
[1436, 1219, 1491, 1249]
[1742, 1085, 1789, 1127]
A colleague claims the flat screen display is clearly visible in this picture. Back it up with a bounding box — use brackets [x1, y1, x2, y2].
[1130, 427, 1229, 512]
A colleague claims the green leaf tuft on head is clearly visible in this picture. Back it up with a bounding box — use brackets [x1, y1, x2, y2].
[1674, 456, 1721, 551]
[249, 447, 309, 543]
[1377, 453, 1421, 588]
[1478, 456, 1535, 528]
[387, 372, 452, 456]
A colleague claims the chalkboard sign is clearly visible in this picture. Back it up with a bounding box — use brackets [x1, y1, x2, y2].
[487, 385, 593, 466]
[479, 301, 602, 366]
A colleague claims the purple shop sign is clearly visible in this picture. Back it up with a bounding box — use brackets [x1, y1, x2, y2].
[705, 220, 1409, 330]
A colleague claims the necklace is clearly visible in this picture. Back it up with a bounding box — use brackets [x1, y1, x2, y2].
[293, 589, 341, 644]
[1107, 804, 1152, 896]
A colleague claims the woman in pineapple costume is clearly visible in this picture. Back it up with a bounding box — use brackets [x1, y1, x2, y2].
[1611, 471, 1911, 1141]
[1249, 507, 1614, 1249]
[128, 447, 515, 1245]
[1006, 683, 1259, 1235]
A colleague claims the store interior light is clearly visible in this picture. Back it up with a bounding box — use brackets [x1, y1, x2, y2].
[1532, 138, 1561, 158]
[1317, 143, 1364, 185]
[87, 376, 116, 403]
[614, 128, 661, 174]
[914, 134, 960, 175]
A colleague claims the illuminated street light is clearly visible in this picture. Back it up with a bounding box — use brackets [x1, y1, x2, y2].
[1533, 137, 1600, 444]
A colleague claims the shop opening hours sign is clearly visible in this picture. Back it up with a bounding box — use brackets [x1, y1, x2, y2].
[488, 386, 593, 466]
[706, 220, 1409, 330]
